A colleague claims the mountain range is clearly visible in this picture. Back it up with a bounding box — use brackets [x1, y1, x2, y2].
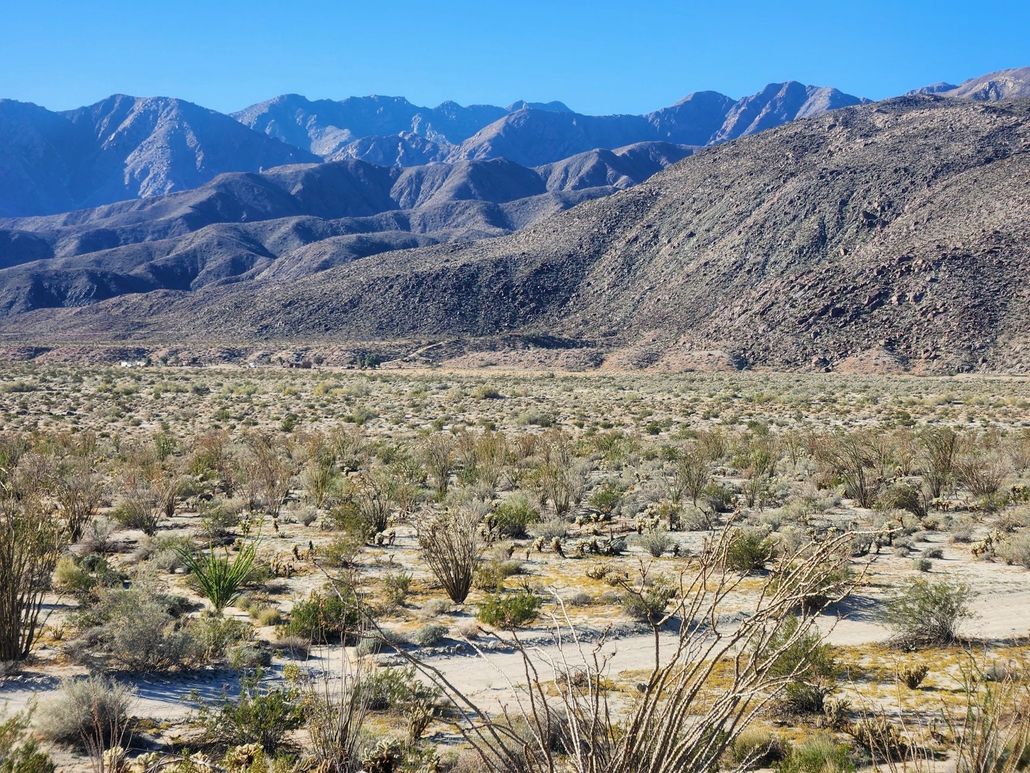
[0, 67, 1027, 373]
[0, 80, 869, 217]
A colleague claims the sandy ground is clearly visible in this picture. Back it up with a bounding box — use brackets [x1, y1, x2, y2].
[4, 550, 1027, 724]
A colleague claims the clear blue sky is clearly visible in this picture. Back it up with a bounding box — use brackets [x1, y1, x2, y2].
[3, 0, 1027, 114]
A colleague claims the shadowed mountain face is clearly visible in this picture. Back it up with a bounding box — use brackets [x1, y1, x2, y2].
[0, 96, 317, 217]
[0, 142, 692, 312]
[3, 96, 1028, 374]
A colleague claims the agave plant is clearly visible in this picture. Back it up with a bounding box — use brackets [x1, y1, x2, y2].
[176, 541, 257, 613]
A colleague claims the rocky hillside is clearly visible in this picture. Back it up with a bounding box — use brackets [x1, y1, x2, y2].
[3, 96, 1027, 374]
[0, 142, 690, 311]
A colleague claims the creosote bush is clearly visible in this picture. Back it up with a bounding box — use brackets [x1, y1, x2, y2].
[885, 577, 973, 648]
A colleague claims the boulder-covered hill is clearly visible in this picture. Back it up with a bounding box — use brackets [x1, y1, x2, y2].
[3, 96, 1028, 374]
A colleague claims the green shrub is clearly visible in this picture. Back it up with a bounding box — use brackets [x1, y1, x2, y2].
[639, 528, 674, 558]
[724, 528, 775, 574]
[488, 496, 539, 539]
[779, 735, 854, 773]
[411, 624, 448, 647]
[0, 709, 55, 773]
[359, 666, 438, 712]
[381, 570, 413, 608]
[766, 616, 837, 714]
[884, 577, 973, 647]
[72, 585, 199, 672]
[730, 727, 789, 769]
[196, 673, 302, 753]
[621, 577, 676, 625]
[477, 591, 542, 629]
[284, 589, 359, 644]
[474, 559, 522, 592]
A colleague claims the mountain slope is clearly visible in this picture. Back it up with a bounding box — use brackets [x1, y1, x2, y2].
[448, 81, 866, 166]
[0, 143, 689, 311]
[0, 96, 316, 217]
[6, 96, 1024, 374]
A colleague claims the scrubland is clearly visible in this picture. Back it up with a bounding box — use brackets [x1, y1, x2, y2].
[1, 364, 1029, 772]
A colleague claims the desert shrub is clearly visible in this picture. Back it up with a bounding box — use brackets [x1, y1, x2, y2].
[285, 588, 360, 644]
[877, 482, 927, 519]
[411, 623, 448, 647]
[997, 533, 1030, 568]
[359, 666, 438, 712]
[420, 434, 455, 496]
[533, 518, 569, 541]
[638, 528, 674, 558]
[900, 663, 929, 689]
[885, 577, 973, 648]
[537, 432, 586, 516]
[913, 558, 933, 572]
[922, 428, 959, 499]
[477, 591, 542, 630]
[197, 497, 243, 540]
[0, 709, 55, 773]
[380, 570, 413, 609]
[417, 505, 482, 603]
[472, 386, 503, 400]
[37, 676, 134, 752]
[724, 527, 775, 574]
[474, 559, 522, 592]
[730, 727, 789, 769]
[819, 433, 881, 507]
[488, 496, 539, 539]
[671, 444, 712, 506]
[349, 470, 395, 539]
[700, 481, 736, 515]
[53, 554, 123, 600]
[72, 583, 198, 672]
[766, 616, 838, 714]
[192, 613, 254, 663]
[679, 505, 714, 531]
[0, 490, 67, 661]
[196, 673, 302, 753]
[588, 482, 624, 517]
[177, 541, 256, 613]
[779, 735, 854, 773]
[621, 576, 676, 625]
[957, 450, 1009, 498]
[50, 458, 105, 542]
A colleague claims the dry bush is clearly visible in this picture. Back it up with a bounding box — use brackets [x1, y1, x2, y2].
[0, 469, 67, 662]
[922, 427, 959, 499]
[416, 504, 483, 604]
[818, 432, 881, 508]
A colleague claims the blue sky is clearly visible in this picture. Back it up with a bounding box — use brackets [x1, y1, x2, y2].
[3, 0, 1028, 114]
